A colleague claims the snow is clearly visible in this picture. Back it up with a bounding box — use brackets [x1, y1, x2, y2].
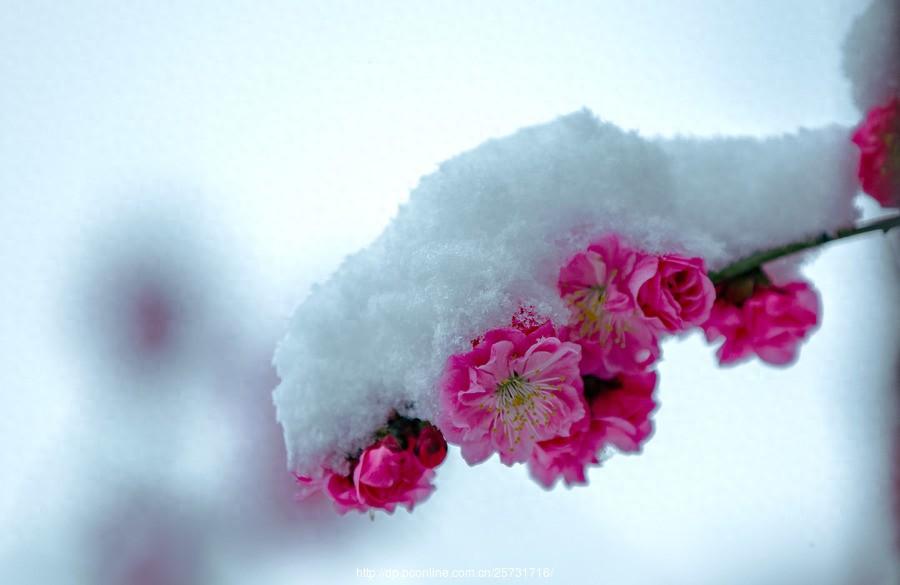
[273, 110, 859, 476]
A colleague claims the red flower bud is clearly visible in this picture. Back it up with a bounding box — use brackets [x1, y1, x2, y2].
[415, 424, 448, 469]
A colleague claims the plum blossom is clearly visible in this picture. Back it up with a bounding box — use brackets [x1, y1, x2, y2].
[439, 321, 585, 465]
[702, 281, 820, 366]
[295, 421, 444, 514]
[324, 472, 370, 514]
[352, 437, 436, 513]
[589, 372, 657, 453]
[852, 96, 900, 208]
[637, 254, 715, 333]
[294, 468, 368, 514]
[527, 419, 604, 488]
[528, 372, 658, 488]
[557, 234, 660, 377]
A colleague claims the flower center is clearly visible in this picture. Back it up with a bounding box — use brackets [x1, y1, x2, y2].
[490, 372, 559, 447]
[496, 373, 538, 409]
[566, 285, 628, 347]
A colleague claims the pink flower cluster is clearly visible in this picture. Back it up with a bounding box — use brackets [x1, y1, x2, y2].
[528, 372, 657, 487]
[853, 96, 900, 208]
[291, 104, 895, 512]
[438, 235, 715, 486]
[298, 232, 836, 512]
[290, 94, 900, 513]
[296, 419, 447, 514]
[702, 279, 820, 366]
[558, 235, 715, 378]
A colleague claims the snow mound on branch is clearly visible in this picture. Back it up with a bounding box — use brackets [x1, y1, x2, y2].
[843, 0, 900, 112]
[273, 109, 858, 476]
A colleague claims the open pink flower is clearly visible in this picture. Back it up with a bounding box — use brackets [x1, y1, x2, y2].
[528, 372, 658, 488]
[852, 96, 900, 208]
[637, 254, 715, 333]
[702, 281, 820, 366]
[439, 321, 585, 466]
[558, 235, 660, 377]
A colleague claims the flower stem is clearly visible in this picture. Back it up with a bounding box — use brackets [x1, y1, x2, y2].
[709, 214, 900, 284]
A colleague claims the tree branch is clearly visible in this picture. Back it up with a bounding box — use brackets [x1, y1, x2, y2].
[709, 214, 900, 284]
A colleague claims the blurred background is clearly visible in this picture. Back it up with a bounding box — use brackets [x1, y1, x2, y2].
[1, 1, 898, 583]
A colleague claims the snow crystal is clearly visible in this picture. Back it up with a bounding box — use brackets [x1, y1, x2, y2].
[843, 0, 900, 112]
[273, 109, 858, 476]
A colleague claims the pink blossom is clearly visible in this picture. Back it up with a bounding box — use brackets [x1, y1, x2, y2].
[637, 254, 715, 333]
[439, 321, 585, 465]
[526, 416, 603, 488]
[325, 472, 369, 513]
[294, 469, 368, 514]
[567, 326, 659, 379]
[589, 371, 657, 452]
[353, 437, 436, 513]
[528, 372, 658, 488]
[852, 96, 900, 208]
[295, 425, 443, 514]
[702, 281, 820, 366]
[558, 235, 660, 377]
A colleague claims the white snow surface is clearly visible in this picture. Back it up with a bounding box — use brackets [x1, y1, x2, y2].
[842, 0, 900, 112]
[273, 109, 859, 476]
